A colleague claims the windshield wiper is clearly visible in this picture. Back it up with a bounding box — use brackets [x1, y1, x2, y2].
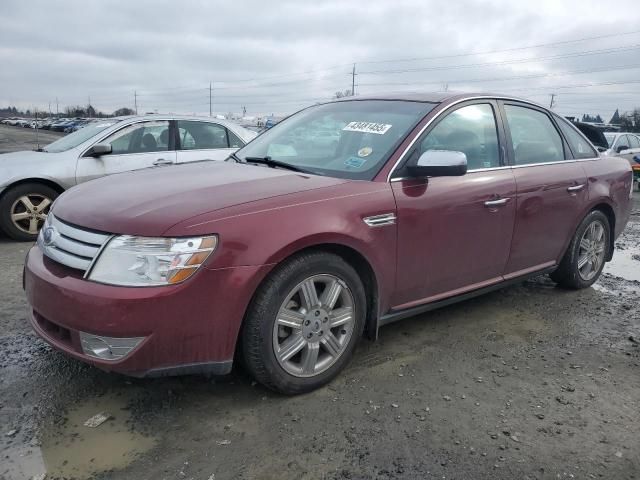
[242, 156, 312, 174]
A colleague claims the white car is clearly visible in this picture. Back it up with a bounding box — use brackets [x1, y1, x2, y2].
[0, 115, 257, 240]
[603, 132, 640, 161]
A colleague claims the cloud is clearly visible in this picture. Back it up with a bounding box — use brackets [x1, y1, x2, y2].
[0, 0, 638, 119]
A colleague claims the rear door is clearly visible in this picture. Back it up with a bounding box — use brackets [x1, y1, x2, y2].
[76, 120, 176, 183]
[175, 120, 243, 163]
[391, 101, 517, 308]
[500, 102, 590, 276]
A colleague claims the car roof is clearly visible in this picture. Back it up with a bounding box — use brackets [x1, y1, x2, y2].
[331, 91, 543, 107]
[117, 114, 251, 132]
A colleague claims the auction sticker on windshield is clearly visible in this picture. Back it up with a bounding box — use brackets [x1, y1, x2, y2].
[343, 122, 392, 135]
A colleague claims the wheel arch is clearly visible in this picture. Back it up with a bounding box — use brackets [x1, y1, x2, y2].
[235, 240, 381, 364]
[0, 177, 66, 201]
[591, 202, 616, 261]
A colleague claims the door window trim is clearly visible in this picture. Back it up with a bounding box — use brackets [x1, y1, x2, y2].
[498, 100, 571, 167]
[175, 119, 243, 151]
[80, 119, 174, 158]
[389, 99, 507, 180]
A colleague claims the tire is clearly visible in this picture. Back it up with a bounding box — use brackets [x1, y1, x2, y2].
[550, 210, 610, 289]
[0, 183, 58, 241]
[242, 251, 366, 394]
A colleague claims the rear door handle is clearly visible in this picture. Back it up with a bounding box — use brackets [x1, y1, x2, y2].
[567, 184, 585, 193]
[484, 197, 510, 207]
[153, 158, 174, 166]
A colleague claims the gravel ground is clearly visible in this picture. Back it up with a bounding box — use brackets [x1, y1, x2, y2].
[0, 139, 638, 478]
[0, 125, 64, 154]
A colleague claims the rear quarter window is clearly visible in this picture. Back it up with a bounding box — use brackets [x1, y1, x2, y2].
[555, 119, 598, 159]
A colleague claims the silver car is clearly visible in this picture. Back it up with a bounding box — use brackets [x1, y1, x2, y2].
[0, 115, 257, 240]
[603, 132, 640, 162]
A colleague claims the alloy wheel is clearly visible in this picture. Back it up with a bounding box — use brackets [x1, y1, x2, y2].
[577, 219, 606, 281]
[10, 194, 51, 235]
[272, 274, 356, 378]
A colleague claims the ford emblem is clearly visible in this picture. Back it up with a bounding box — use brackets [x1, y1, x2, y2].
[42, 226, 56, 246]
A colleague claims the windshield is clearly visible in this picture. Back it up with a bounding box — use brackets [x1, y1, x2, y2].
[44, 120, 122, 152]
[604, 133, 616, 147]
[236, 100, 436, 180]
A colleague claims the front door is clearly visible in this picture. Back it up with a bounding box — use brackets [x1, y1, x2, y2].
[499, 102, 589, 276]
[391, 102, 517, 309]
[76, 120, 176, 183]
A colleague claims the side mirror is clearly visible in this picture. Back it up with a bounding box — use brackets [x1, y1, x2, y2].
[617, 145, 629, 154]
[407, 150, 468, 178]
[86, 143, 112, 157]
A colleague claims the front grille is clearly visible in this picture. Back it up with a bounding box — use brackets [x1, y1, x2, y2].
[38, 214, 111, 272]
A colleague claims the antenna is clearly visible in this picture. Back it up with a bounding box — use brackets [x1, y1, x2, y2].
[351, 63, 357, 96]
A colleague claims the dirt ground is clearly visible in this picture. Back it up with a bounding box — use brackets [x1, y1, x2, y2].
[0, 125, 64, 154]
[0, 130, 638, 478]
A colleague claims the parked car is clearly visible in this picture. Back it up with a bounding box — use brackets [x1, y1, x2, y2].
[603, 132, 640, 163]
[64, 119, 91, 133]
[571, 121, 609, 152]
[50, 119, 79, 132]
[23, 93, 633, 394]
[0, 115, 257, 240]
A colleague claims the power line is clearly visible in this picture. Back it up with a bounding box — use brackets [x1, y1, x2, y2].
[359, 44, 640, 75]
[358, 63, 640, 89]
[355, 29, 640, 66]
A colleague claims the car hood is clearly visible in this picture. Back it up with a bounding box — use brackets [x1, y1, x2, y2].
[0, 149, 55, 168]
[53, 161, 349, 236]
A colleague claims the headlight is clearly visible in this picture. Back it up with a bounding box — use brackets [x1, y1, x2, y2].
[88, 235, 217, 286]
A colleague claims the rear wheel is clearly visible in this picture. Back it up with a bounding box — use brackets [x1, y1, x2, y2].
[242, 251, 366, 394]
[550, 210, 610, 289]
[0, 183, 58, 241]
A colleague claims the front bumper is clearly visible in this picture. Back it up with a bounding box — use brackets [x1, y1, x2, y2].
[24, 246, 271, 376]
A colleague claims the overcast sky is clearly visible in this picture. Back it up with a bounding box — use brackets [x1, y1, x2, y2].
[1, 0, 639, 120]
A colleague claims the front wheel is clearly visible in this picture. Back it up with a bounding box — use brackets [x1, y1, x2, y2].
[242, 251, 366, 394]
[0, 183, 58, 241]
[550, 210, 610, 289]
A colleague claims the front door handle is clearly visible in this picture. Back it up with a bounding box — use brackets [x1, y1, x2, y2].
[484, 197, 510, 207]
[567, 184, 585, 193]
[153, 158, 174, 166]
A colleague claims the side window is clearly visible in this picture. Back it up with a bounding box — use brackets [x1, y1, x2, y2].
[555, 118, 597, 159]
[418, 104, 500, 170]
[616, 135, 630, 152]
[227, 130, 244, 148]
[629, 135, 640, 149]
[177, 121, 229, 150]
[504, 105, 564, 165]
[104, 121, 170, 154]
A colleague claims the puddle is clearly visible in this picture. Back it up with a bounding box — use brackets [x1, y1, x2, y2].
[603, 245, 640, 282]
[5, 395, 156, 480]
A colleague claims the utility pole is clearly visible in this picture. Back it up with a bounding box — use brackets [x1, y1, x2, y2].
[48, 101, 51, 116]
[35, 108, 39, 151]
[209, 81, 213, 117]
[55, 97, 59, 117]
[351, 63, 357, 96]
[134, 91, 138, 115]
[549, 93, 556, 109]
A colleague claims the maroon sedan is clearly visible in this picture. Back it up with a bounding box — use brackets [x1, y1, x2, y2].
[24, 93, 633, 394]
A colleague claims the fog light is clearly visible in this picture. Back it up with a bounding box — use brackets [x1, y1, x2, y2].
[79, 332, 144, 361]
